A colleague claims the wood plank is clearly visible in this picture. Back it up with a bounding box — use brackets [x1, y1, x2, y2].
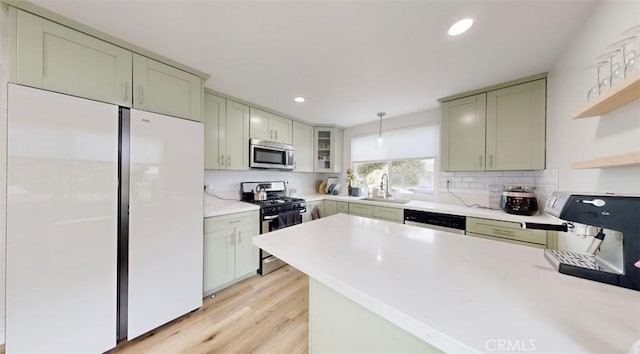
[571, 151, 640, 169]
[573, 72, 640, 119]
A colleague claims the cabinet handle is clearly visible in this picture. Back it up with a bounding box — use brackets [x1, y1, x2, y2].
[489, 154, 494, 168]
[479, 155, 483, 168]
[275, 130, 278, 140]
[227, 156, 231, 167]
[270, 130, 273, 139]
[230, 233, 235, 245]
[123, 82, 128, 100]
[138, 87, 143, 104]
[237, 231, 242, 244]
[220, 155, 225, 167]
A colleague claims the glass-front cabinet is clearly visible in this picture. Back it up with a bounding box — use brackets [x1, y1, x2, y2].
[314, 127, 343, 173]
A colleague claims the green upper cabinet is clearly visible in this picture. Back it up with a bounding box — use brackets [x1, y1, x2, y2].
[440, 78, 547, 171]
[225, 100, 251, 170]
[12, 9, 133, 107]
[204, 93, 249, 170]
[249, 108, 271, 141]
[293, 121, 314, 172]
[133, 54, 203, 122]
[486, 79, 546, 170]
[440, 94, 487, 171]
[314, 127, 343, 173]
[271, 114, 293, 144]
[204, 93, 225, 169]
[249, 108, 293, 144]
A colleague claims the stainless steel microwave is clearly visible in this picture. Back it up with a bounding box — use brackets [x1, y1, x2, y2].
[250, 138, 295, 170]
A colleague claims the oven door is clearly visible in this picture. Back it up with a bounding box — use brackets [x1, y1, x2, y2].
[261, 211, 304, 257]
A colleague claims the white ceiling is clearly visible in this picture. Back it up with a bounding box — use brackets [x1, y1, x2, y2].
[32, 1, 596, 127]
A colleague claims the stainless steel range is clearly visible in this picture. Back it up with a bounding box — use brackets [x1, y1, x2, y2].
[241, 181, 306, 275]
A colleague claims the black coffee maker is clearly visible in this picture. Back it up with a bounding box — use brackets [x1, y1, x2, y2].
[523, 192, 640, 291]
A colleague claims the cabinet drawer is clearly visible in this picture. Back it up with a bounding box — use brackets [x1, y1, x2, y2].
[205, 211, 259, 232]
[373, 206, 403, 222]
[466, 217, 546, 245]
[337, 202, 349, 213]
[373, 217, 403, 224]
[467, 232, 545, 249]
[348, 203, 373, 217]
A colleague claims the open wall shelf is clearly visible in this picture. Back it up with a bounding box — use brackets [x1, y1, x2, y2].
[573, 72, 640, 119]
[571, 151, 640, 169]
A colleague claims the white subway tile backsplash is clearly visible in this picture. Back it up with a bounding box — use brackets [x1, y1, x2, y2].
[437, 169, 558, 206]
[204, 169, 326, 199]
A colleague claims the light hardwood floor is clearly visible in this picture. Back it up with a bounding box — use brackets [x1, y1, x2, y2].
[0, 266, 309, 354]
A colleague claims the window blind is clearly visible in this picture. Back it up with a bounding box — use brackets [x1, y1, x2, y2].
[351, 124, 439, 162]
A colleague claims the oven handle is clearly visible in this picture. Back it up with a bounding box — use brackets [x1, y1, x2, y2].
[264, 215, 279, 220]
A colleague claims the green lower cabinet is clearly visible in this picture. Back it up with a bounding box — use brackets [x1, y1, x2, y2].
[324, 201, 338, 216]
[337, 202, 349, 214]
[203, 211, 259, 296]
[466, 217, 551, 248]
[348, 203, 373, 218]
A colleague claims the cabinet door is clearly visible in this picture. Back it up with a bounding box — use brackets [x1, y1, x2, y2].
[272, 115, 293, 144]
[314, 128, 333, 172]
[440, 94, 486, 171]
[14, 9, 132, 106]
[337, 202, 350, 214]
[204, 93, 225, 169]
[203, 228, 236, 294]
[234, 223, 260, 277]
[226, 100, 250, 170]
[348, 203, 373, 217]
[249, 108, 272, 141]
[293, 121, 314, 172]
[133, 54, 203, 122]
[324, 200, 337, 216]
[486, 80, 546, 170]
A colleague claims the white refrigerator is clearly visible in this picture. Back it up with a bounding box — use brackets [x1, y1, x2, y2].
[6, 84, 203, 352]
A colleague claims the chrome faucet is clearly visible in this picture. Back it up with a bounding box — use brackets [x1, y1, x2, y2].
[380, 173, 390, 199]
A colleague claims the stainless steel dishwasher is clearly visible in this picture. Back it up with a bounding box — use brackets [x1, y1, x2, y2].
[404, 209, 466, 235]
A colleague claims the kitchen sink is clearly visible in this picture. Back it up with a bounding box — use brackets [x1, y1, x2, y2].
[362, 197, 410, 205]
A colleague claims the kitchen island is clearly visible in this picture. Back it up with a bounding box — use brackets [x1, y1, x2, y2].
[253, 214, 640, 353]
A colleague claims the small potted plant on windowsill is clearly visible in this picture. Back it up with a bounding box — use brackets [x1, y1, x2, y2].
[346, 168, 355, 196]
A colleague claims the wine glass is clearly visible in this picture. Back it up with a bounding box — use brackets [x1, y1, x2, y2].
[586, 60, 608, 102]
[607, 35, 639, 81]
[595, 49, 622, 90]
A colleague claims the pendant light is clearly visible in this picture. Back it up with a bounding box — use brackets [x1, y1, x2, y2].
[376, 112, 386, 147]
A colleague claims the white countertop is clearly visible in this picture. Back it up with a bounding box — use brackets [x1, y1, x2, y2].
[253, 214, 640, 353]
[298, 193, 561, 224]
[204, 193, 259, 218]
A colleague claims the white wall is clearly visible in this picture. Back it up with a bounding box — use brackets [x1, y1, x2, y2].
[0, 4, 9, 344]
[547, 1, 640, 193]
[546, 1, 640, 250]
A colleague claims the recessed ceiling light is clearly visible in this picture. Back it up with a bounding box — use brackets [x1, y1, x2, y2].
[294, 96, 306, 103]
[448, 18, 473, 36]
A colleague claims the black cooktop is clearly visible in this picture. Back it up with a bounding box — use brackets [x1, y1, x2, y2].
[247, 197, 305, 206]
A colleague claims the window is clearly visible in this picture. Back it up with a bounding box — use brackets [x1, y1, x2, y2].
[350, 125, 438, 196]
[354, 159, 435, 195]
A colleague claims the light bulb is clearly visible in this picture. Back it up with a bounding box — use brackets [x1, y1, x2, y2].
[377, 135, 383, 147]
